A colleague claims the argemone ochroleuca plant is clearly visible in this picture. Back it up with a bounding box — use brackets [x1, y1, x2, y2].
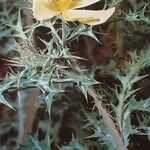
[32, 0, 115, 25]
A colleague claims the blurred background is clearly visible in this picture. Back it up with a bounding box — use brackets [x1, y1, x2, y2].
[0, 0, 150, 149]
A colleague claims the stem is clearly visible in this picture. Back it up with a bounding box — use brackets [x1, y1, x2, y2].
[117, 89, 127, 134]
[117, 100, 124, 132]
[62, 18, 66, 45]
[48, 22, 63, 45]
[51, 78, 78, 83]
[17, 90, 25, 145]
[61, 17, 68, 56]
[17, 88, 40, 146]
[58, 14, 126, 149]
[88, 88, 126, 150]
[60, 69, 126, 149]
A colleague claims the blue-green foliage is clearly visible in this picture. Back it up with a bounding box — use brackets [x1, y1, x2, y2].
[0, 0, 150, 149]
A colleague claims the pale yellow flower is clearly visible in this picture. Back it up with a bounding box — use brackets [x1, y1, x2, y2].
[32, 0, 115, 25]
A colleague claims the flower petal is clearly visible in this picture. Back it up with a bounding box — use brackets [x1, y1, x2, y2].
[32, 0, 59, 21]
[62, 7, 115, 25]
[74, 0, 101, 9]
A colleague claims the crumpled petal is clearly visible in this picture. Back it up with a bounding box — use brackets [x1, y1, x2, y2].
[74, 0, 101, 9]
[62, 7, 115, 25]
[32, 0, 59, 21]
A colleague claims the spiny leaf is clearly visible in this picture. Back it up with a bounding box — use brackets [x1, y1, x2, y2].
[0, 81, 15, 110]
[60, 137, 88, 150]
[0, 95, 15, 110]
[44, 88, 63, 115]
[66, 24, 99, 43]
[19, 127, 53, 150]
[123, 98, 150, 146]
[125, 10, 140, 22]
[139, 4, 150, 24]
[77, 76, 99, 100]
[6, 10, 27, 41]
[128, 98, 150, 112]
